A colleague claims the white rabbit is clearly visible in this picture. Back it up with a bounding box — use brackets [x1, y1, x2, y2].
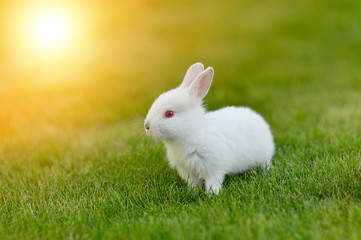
[144, 63, 275, 195]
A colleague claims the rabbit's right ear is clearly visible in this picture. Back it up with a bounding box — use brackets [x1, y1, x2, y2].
[188, 67, 214, 100]
[180, 62, 204, 88]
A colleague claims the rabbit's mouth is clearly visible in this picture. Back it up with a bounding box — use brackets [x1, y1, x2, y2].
[145, 127, 168, 140]
[145, 128, 161, 138]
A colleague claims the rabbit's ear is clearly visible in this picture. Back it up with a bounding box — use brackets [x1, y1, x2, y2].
[180, 62, 204, 88]
[189, 67, 214, 99]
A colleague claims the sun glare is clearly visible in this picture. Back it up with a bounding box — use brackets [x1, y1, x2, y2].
[31, 12, 69, 49]
[3, 2, 95, 84]
[26, 7, 75, 53]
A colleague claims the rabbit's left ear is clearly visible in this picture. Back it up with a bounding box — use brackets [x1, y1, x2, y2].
[188, 67, 214, 99]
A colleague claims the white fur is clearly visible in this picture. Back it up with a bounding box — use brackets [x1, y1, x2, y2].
[144, 63, 275, 195]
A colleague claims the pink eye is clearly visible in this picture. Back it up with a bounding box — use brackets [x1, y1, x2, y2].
[164, 110, 174, 118]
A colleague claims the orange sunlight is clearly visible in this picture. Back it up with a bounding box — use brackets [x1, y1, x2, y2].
[27, 8, 74, 53]
[19, 4, 83, 58]
[1, 1, 95, 84]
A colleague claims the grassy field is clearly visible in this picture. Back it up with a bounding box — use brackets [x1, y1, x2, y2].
[1, 0, 361, 239]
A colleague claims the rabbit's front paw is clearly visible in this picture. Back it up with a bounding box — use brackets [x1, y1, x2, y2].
[205, 176, 224, 196]
[187, 177, 203, 191]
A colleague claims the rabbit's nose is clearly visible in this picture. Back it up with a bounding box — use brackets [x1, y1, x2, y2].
[144, 121, 150, 131]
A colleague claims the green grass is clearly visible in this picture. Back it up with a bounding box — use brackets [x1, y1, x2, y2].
[1, 0, 361, 239]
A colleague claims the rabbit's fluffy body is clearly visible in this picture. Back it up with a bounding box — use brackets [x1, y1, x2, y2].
[145, 63, 275, 195]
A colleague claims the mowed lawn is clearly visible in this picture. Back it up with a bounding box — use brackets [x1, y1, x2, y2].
[1, 0, 361, 239]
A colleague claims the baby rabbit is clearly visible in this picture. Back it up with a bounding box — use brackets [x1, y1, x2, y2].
[144, 63, 275, 195]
